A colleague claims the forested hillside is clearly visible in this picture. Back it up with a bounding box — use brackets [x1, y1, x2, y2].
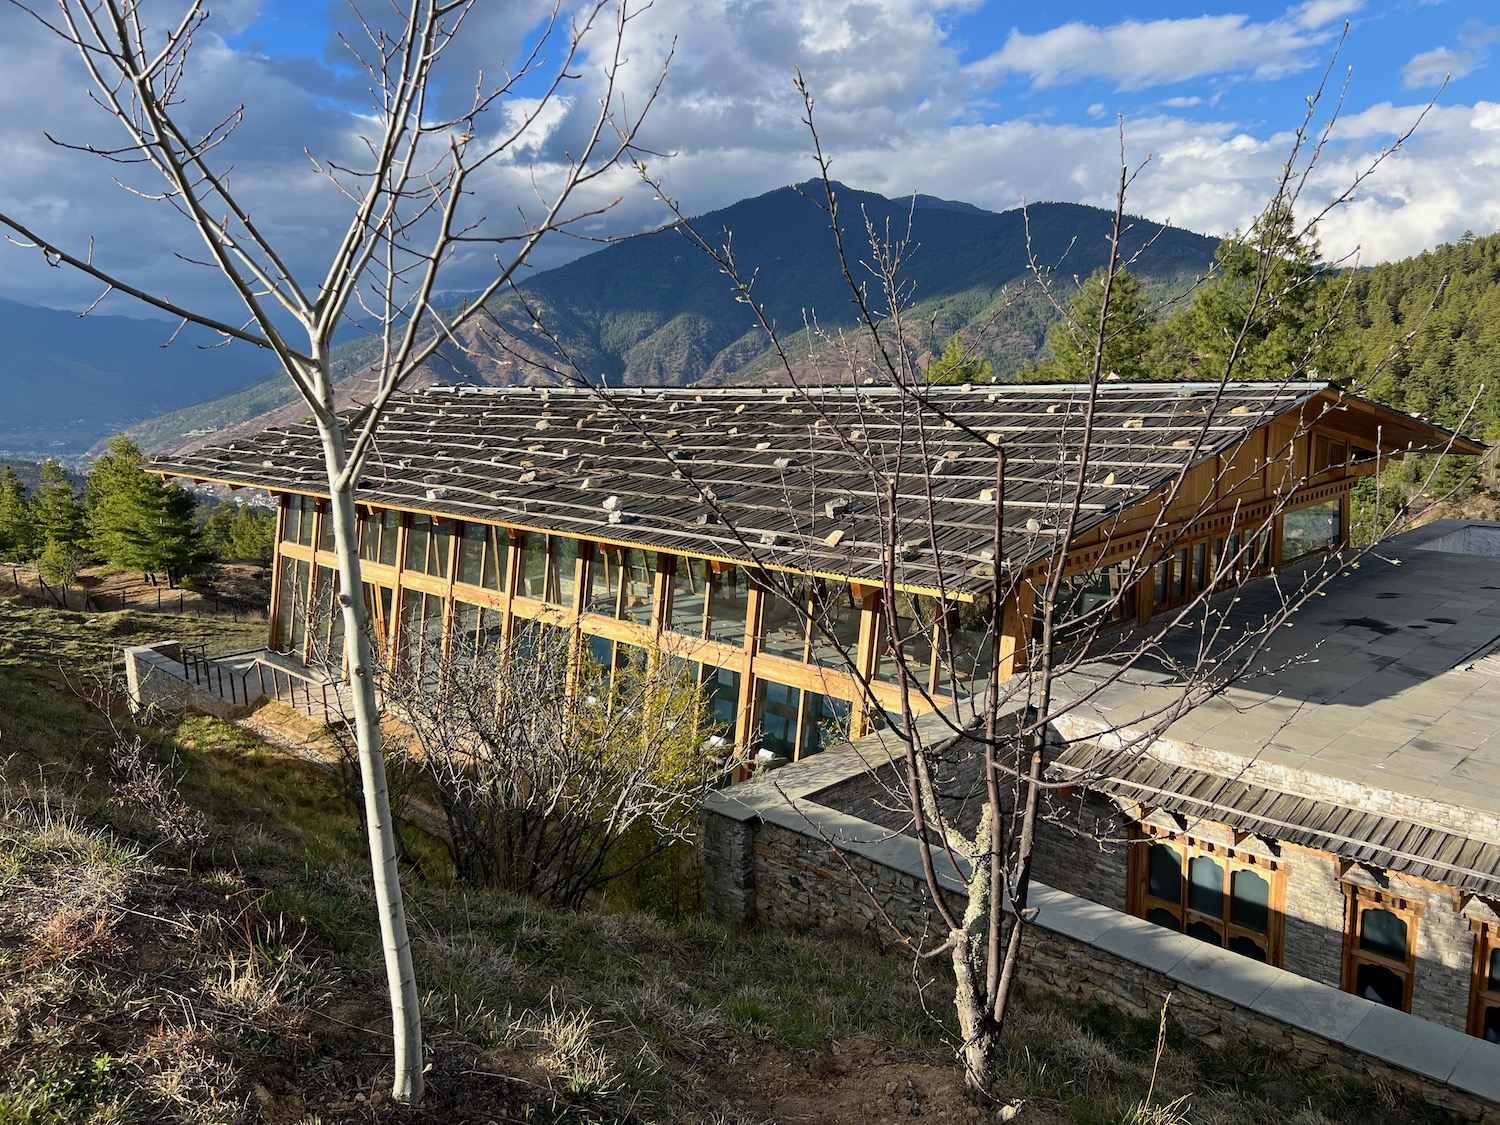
[1347, 230, 1500, 443]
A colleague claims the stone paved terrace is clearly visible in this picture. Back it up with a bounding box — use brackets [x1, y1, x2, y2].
[1056, 520, 1500, 820]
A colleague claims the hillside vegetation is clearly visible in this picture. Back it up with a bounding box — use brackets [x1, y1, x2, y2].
[0, 601, 1463, 1123]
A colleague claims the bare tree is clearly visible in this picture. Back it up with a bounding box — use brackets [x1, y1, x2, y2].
[619, 66, 1472, 1101]
[378, 626, 720, 909]
[0, 0, 663, 1103]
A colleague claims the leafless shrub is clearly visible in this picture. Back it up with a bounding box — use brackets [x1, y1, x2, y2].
[106, 733, 209, 859]
[383, 628, 721, 909]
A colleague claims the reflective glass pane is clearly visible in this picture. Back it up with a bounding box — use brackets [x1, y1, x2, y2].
[811, 581, 863, 670]
[1172, 548, 1188, 599]
[707, 566, 748, 645]
[1355, 962, 1405, 1009]
[877, 593, 938, 686]
[378, 512, 399, 567]
[1188, 856, 1224, 918]
[620, 549, 655, 625]
[704, 666, 741, 731]
[550, 537, 578, 608]
[1147, 844, 1182, 904]
[761, 578, 811, 662]
[800, 692, 851, 758]
[520, 536, 547, 600]
[458, 523, 485, 584]
[1488, 947, 1499, 991]
[485, 528, 509, 591]
[670, 556, 709, 638]
[756, 680, 800, 758]
[1153, 560, 1168, 606]
[1281, 499, 1341, 564]
[1227, 934, 1268, 962]
[589, 549, 620, 615]
[1230, 869, 1270, 933]
[944, 593, 995, 688]
[1485, 1005, 1500, 1044]
[1359, 908, 1407, 962]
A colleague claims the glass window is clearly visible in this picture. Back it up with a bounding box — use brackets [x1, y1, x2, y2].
[669, 556, 710, 639]
[1342, 888, 1418, 1012]
[406, 517, 451, 578]
[549, 537, 579, 610]
[317, 504, 334, 552]
[378, 511, 400, 568]
[619, 548, 656, 625]
[518, 534, 548, 600]
[703, 665, 741, 731]
[761, 576, 811, 663]
[455, 524, 509, 592]
[810, 580, 863, 669]
[1189, 542, 1207, 594]
[362, 582, 394, 655]
[756, 680, 801, 759]
[876, 592, 938, 688]
[800, 692, 851, 758]
[1282, 499, 1342, 563]
[940, 593, 995, 692]
[1171, 547, 1188, 600]
[1134, 832, 1281, 966]
[589, 548, 622, 616]
[400, 590, 447, 690]
[707, 566, 749, 645]
[1475, 930, 1500, 1042]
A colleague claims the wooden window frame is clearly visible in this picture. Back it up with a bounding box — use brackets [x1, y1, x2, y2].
[1128, 827, 1286, 966]
[1340, 884, 1422, 1012]
[1468, 919, 1500, 1042]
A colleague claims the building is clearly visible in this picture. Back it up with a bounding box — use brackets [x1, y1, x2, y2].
[152, 378, 1477, 761]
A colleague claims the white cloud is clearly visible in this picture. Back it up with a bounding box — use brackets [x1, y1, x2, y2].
[968, 3, 1354, 92]
[1161, 96, 1204, 108]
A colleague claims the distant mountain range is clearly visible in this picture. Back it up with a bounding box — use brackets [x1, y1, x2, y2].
[0, 297, 275, 458]
[0, 183, 1222, 458]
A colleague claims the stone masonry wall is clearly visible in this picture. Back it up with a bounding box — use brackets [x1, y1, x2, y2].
[702, 795, 1500, 1121]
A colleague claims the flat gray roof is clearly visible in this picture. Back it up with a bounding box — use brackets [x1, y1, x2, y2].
[1053, 520, 1500, 833]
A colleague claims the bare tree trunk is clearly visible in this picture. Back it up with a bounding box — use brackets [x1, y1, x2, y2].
[317, 420, 423, 1104]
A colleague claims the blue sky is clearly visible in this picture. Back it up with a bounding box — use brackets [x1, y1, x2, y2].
[0, 0, 1494, 317]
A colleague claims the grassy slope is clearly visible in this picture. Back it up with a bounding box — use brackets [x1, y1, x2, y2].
[0, 601, 1462, 1124]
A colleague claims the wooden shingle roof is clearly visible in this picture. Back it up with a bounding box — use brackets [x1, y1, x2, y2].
[152, 380, 1456, 594]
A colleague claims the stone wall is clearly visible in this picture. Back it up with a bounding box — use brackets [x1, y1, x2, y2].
[123, 642, 262, 721]
[703, 734, 1500, 1121]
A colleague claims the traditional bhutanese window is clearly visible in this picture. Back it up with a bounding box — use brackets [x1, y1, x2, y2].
[1131, 830, 1284, 966]
[1341, 885, 1422, 1011]
[1469, 921, 1500, 1043]
[456, 522, 509, 592]
[405, 516, 451, 577]
[1281, 498, 1342, 564]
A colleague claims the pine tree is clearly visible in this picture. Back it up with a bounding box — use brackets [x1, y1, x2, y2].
[86, 434, 202, 584]
[1033, 267, 1157, 382]
[34, 459, 87, 556]
[1172, 204, 1345, 382]
[925, 333, 994, 384]
[0, 466, 36, 562]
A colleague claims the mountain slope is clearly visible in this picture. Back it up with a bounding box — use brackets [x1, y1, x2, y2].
[0, 297, 274, 457]
[127, 183, 1219, 454]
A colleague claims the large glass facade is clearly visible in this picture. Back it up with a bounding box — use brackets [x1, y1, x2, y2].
[457, 522, 509, 591]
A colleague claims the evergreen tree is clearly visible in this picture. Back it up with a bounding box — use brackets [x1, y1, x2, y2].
[33, 459, 87, 556]
[1031, 267, 1157, 382]
[925, 332, 994, 384]
[0, 465, 36, 562]
[1171, 203, 1346, 382]
[86, 434, 202, 584]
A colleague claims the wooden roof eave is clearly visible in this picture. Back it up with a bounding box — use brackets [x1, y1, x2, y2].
[1302, 388, 1487, 457]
